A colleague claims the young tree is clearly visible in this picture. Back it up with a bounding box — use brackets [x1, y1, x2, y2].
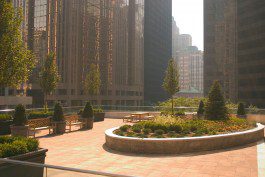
[84, 63, 101, 96]
[0, 0, 35, 87]
[39, 53, 60, 107]
[162, 59, 179, 114]
[197, 100, 205, 116]
[205, 80, 229, 120]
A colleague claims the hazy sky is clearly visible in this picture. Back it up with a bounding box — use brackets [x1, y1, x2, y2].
[172, 0, 204, 50]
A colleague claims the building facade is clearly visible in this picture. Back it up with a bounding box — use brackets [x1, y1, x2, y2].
[24, 0, 144, 107]
[144, 0, 172, 105]
[177, 46, 203, 93]
[237, 0, 265, 107]
[172, 17, 179, 61]
[204, 0, 237, 101]
[177, 34, 192, 50]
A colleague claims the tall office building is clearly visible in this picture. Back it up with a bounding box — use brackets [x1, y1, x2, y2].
[172, 17, 179, 60]
[144, 0, 172, 105]
[204, 0, 237, 101]
[237, 0, 265, 107]
[25, 0, 144, 107]
[178, 46, 203, 92]
[177, 34, 192, 50]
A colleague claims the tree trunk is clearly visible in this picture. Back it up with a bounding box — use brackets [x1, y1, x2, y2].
[171, 95, 174, 115]
[44, 93, 47, 111]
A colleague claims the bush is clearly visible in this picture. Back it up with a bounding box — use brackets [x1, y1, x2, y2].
[93, 108, 104, 113]
[52, 102, 64, 122]
[205, 81, 229, 120]
[0, 114, 12, 121]
[154, 129, 165, 135]
[27, 111, 53, 119]
[132, 126, 141, 133]
[82, 102, 93, 119]
[143, 128, 152, 135]
[237, 102, 246, 116]
[197, 100, 204, 115]
[0, 136, 39, 158]
[13, 104, 27, 126]
[167, 131, 176, 137]
[119, 125, 131, 132]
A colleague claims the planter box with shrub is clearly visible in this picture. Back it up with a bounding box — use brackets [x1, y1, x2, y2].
[0, 114, 13, 135]
[0, 136, 47, 177]
[80, 102, 94, 129]
[51, 103, 66, 134]
[93, 108, 105, 122]
[10, 104, 29, 137]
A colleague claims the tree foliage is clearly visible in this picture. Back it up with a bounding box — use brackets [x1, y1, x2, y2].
[237, 102, 246, 116]
[205, 81, 229, 120]
[39, 52, 60, 103]
[162, 59, 179, 114]
[13, 104, 27, 126]
[197, 100, 205, 116]
[52, 102, 64, 122]
[82, 102, 94, 119]
[84, 64, 101, 96]
[0, 0, 35, 87]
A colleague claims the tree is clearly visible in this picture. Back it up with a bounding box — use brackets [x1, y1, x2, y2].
[205, 80, 229, 120]
[237, 102, 246, 116]
[39, 53, 60, 107]
[197, 100, 205, 116]
[0, 0, 35, 87]
[162, 59, 179, 115]
[52, 102, 65, 122]
[81, 102, 94, 119]
[84, 63, 101, 96]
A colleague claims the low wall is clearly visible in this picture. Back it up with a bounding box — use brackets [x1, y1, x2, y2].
[105, 124, 265, 154]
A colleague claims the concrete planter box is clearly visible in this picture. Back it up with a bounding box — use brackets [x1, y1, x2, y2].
[105, 123, 264, 154]
[52, 121, 66, 134]
[94, 112, 105, 122]
[10, 125, 29, 137]
[0, 148, 48, 177]
[80, 118, 94, 129]
[0, 120, 13, 135]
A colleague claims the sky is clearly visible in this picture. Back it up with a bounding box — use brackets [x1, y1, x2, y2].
[172, 0, 204, 50]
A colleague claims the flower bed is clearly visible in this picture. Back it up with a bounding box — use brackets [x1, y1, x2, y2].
[114, 116, 255, 138]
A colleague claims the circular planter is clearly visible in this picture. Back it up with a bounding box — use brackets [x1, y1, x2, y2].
[105, 123, 265, 154]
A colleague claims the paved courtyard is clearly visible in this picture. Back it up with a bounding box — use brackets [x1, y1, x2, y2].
[38, 119, 265, 177]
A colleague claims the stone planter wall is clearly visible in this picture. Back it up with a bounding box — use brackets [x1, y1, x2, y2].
[105, 124, 264, 154]
[0, 148, 48, 177]
[0, 120, 13, 135]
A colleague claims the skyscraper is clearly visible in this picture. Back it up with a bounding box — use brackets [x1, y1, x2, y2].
[177, 34, 192, 50]
[144, 0, 172, 105]
[172, 17, 179, 61]
[204, 0, 237, 101]
[237, 0, 265, 107]
[26, 0, 144, 107]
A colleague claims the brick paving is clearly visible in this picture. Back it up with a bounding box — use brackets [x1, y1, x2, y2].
[38, 119, 265, 177]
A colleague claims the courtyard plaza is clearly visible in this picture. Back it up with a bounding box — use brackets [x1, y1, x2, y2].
[37, 119, 265, 177]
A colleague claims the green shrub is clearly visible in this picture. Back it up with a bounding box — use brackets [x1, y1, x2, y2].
[52, 102, 64, 122]
[237, 102, 246, 116]
[167, 131, 176, 137]
[143, 128, 152, 135]
[205, 81, 229, 120]
[13, 104, 27, 126]
[115, 130, 124, 136]
[82, 102, 93, 119]
[132, 126, 141, 133]
[197, 100, 205, 115]
[0, 136, 39, 158]
[154, 129, 165, 135]
[126, 132, 136, 137]
[136, 134, 147, 138]
[119, 125, 131, 132]
[93, 108, 104, 113]
[174, 110, 185, 116]
[27, 111, 53, 119]
[0, 114, 12, 121]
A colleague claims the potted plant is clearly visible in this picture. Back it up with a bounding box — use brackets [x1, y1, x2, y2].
[0, 136, 47, 177]
[0, 114, 13, 135]
[10, 104, 29, 137]
[237, 102, 246, 118]
[80, 102, 94, 129]
[51, 102, 66, 134]
[93, 108, 105, 122]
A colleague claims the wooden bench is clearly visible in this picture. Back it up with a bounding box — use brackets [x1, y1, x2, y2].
[65, 115, 84, 132]
[28, 117, 55, 138]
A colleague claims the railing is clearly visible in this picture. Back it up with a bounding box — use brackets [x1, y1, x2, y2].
[0, 158, 136, 177]
[0, 105, 264, 115]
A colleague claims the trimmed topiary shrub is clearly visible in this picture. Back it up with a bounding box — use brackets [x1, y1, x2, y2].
[81, 102, 93, 119]
[13, 104, 27, 126]
[205, 81, 229, 120]
[237, 102, 246, 116]
[197, 100, 205, 116]
[52, 102, 64, 122]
